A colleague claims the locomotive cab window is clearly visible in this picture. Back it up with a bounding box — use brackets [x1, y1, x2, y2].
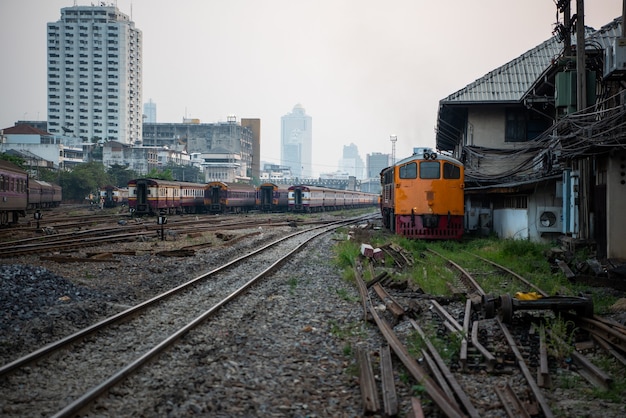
[443, 162, 461, 179]
[420, 161, 440, 179]
[399, 162, 417, 179]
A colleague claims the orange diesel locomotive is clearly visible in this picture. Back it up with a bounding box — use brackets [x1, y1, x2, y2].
[380, 147, 464, 239]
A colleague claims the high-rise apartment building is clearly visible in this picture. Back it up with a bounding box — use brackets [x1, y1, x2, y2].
[281, 104, 312, 178]
[47, 4, 142, 145]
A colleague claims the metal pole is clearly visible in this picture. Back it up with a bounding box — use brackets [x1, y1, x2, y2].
[576, 0, 586, 111]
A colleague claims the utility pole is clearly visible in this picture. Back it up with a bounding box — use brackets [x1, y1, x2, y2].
[563, 1, 571, 55]
[576, 0, 586, 111]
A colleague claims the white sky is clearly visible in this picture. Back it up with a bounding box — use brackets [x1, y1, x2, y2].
[0, 0, 621, 176]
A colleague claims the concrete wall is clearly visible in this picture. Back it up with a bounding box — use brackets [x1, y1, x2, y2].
[467, 107, 506, 148]
[493, 208, 529, 240]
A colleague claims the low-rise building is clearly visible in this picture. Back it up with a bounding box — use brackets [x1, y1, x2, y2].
[0, 123, 84, 170]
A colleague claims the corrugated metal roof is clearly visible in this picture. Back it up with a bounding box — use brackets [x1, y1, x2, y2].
[441, 19, 623, 104]
[443, 37, 562, 103]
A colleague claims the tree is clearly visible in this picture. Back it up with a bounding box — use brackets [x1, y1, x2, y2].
[58, 161, 111, 201]
[167, 162, 201, 183]
[107, 164, 138, 188]
[0, 153, 25, 168]
[37, 168, 61, 184]
[144, 168, 174, 180]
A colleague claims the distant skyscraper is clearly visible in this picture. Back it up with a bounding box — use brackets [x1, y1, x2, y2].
[281, 104, 312, 178]
[144, 99, 157, 123]
[47, 4, 142, 144]
[367, 152, 391, 179]
[339, 143, 365, 179]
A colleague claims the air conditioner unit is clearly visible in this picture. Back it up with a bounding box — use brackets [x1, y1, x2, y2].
[536, 206, 563, 233]
[604, 38, 626, 79]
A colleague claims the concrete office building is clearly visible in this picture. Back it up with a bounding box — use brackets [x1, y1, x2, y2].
[47, 4, 142, 145]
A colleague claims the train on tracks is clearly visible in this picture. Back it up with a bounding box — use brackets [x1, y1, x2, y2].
[99, 185, 129, 208]
[257, 182, 289, 212]
[287, 184, 379, 213]
[0, 160, 62, 226]
[380, 147, 464, 239]
[127, 178, 378, 216]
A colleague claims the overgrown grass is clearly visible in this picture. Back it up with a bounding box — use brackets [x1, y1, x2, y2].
[329, 231, 626, 407]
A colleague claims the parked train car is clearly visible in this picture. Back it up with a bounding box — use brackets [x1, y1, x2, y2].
[205, 181, 257, 213]
[128, 178, 205, 216]
[28, 180, 62, 210]
[1, 160, 62, 226]
[0, 160, 28, 225]
[257, 182, 289, 212]
[288, 185, 378, 213]
[380, 147, 464, 239]
[100, 185, 129, 208]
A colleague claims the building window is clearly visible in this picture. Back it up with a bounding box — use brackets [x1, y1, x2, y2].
[505, 109, 527, 142]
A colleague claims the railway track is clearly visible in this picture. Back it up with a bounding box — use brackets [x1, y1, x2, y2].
[352, 246, 626, 417]
[0, 215, 372, 416]
[0, 213, 320, 258]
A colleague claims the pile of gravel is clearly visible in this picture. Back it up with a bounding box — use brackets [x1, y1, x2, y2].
[0, 264, 114, 359]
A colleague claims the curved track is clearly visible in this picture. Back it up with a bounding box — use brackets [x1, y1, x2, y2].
[0, 215, 371, 417]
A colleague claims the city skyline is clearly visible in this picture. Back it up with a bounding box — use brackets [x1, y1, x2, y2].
[0, 0, 621, 176]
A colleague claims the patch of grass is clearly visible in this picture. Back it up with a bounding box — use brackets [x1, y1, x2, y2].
[556, 369, 583, 389]
[287, 277, 298, 293]
[342, 344, 352, 356]
[335, 287, 359, 303]
[333, 240, 360, 270]
[328, 320, 366, 339]
[403, 254, 457, 296]
[547, 317, 577, 359]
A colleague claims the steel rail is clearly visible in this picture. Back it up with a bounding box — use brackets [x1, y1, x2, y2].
[426, 248, 556, 417]
[496, 317, 554, 418]
[426, 248, 486, 296]
[50, 218, 367, 417]
[353, 262, 466, 418]
[461, 251, 549, 297]
[0, 217, 362, 377]
[494, 382, 531, 418]
[411, 320, 480, 418]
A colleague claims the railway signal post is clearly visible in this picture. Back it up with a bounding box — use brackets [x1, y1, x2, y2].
[157, 213, 167, 241]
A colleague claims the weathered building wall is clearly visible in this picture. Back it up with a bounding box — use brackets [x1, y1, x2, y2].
[607, 152, 626, 259]
[467, 107, 505, 148]
[493, 208, 529, 240]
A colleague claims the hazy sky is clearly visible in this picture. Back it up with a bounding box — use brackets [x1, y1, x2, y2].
[0, 1, 621, 176]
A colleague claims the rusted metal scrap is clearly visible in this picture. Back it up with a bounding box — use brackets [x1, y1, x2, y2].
[40, 253, 120, 263]
[156, 249, 196, 257]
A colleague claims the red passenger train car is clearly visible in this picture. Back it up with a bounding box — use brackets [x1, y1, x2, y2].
[380, 147, 464, 239]
[100, 185, 129, 208]
[127, 178, 205, 216]
[0, 160, 28, 225]
[204, 181, 257, 213]
[257, 182, 289, 212]
[287, 185, 378, 213]
[28, 180, 62, 210]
